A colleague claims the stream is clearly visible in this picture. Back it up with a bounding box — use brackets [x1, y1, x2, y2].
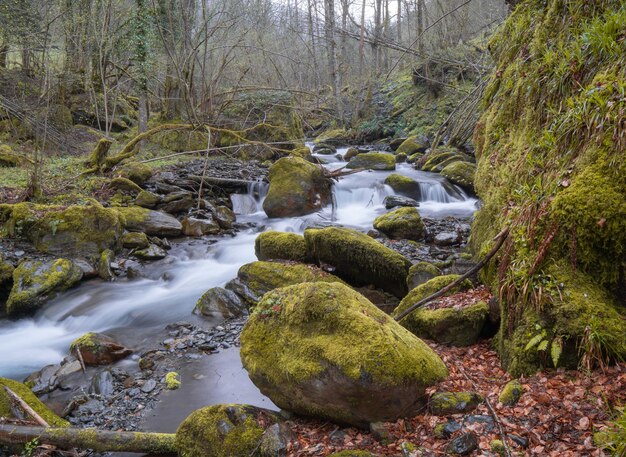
[0, 148, 478, 392]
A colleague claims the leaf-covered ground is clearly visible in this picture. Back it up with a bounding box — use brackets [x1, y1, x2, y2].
[289, 340, 626, 456]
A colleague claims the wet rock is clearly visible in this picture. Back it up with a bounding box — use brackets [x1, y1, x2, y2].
[304, 226, 411, 298]
[374, 207, 426, 242]
[98, 249, 116, 281]
[433, 419, 462, 439]
[346, 152, 396, 171]
[429, 391, 483, 416]
[446, 432, 478, 455]
[343, 147, 359, 160]
[259, 422, 294, 457]
[214, 206, 236, 229]
[134, 244, 167, 260]
[6, 258, 83, 316]
[24, 364, 59, 395]
[255, 231, 308, 263]
[465, 414, 495, 431]
[141, 379, 157, 393]
[384, 174, 421, 199]
[383, 195, 419, 209]
[441, 161, 476, 194]
[434, 231, 462, 246]
[509, 434, 529, 448]
[175, 404, 283, 457]
[407, 262, 441, 290]
[134, 190, 161, 208]
[499, 379, 524, 406]
[182, 217, 220, 236]
[225, 278, 260, 305]
[263, 156, 332, 218]
[121, 231, 150, 249]
[90, 370, 114, 397]
[313, 143, 336, 155]
[117, 206, 182, 237]
[240, 282, 447, 427]
[194, 287, 247, 319]
[70, 332, 132, 366]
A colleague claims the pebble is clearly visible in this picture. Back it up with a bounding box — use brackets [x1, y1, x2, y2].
[141, 379, 157, 393]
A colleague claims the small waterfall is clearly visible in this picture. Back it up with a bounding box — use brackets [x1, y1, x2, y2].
[231, 179, 269, 215]
[417, 181, 465, 203]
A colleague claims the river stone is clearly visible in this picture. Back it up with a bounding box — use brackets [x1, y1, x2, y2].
[383, 195, 419, 209]
[182, 217, 220, 236]
[254, 231, 308, 263]
[90, 370, 114, 397]
[160, 193, 194, 214]
[373, 207, 426, 242]
[346, 152, 396, 171]
[313, 143, 336, 155]
[343, 147, 359, 160]
[121, 231, 150, 249]
[194, 287, 246, 319]
[98, 249, 116, 281]
[429, 391, 483, 416]
[134, 244, 167, 260]
[406, 262, 440, 290]
[214, 206, 236, 229]
[384, 174, 421, 200]
[0, 377, 69, 427]
[262, 156, 332, 218]
[0, 253, 14, 291]
[6, 258, 83, 316]
[304, 226, 411, 298]
[396, 136, 428, 156]
[434, 231, 461, 246]
[70, 332, 132, 366]
[134, 190, 161, 208]
[240, 282, 447, 427]
[117, 206, 182, 237]
[175, 404, 284, 457]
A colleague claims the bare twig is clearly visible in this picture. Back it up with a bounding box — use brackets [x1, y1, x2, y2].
[3, 387, 50, 427]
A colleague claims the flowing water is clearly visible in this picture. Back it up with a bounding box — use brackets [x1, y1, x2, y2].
[0, 150, 477, 383]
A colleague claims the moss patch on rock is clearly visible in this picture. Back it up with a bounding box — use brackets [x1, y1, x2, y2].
[429, 391, 483, 416]
[384, 174, 421, 199]
[255, 231, 308, 263]
[116, 162, 153, 186]
[441, 161, 476, 194]
[396, 136, 427, 156]
[240, 282, 447, 427]
[373, 207, 425, 242]
[304, 227, 411, 298]
[499, 379, 523, 406]
[0, 377, 69, 427]
[346, 152, 396, 171]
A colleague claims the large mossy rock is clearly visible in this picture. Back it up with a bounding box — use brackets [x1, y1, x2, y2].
[420, 147, 473, 173]
[384, 174, 421, 200]
[0, 377, 68, 427]
[373, 207, 426, 241]
[176, 404, 284, 457]
[472, 0, 626, 374]
[236, 261, 344, 304]
[396, 136, 428, 156]
[0, 201, 123, 257]
[346, 152, 396, 171]
[314, 128, 351, 146]
[116, 162, 153, 186]
[304, 227, 411, 298]
[262, 157, 331, 218]
[240, 282, 448, 427]
[255, 231, 308, 263]
[6, 259, 83, 316]
[116, 206, 182, 237]
[441, 161, 476, 194]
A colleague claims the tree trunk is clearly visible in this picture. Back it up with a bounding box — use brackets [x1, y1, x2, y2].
[324, 0, 343, 125]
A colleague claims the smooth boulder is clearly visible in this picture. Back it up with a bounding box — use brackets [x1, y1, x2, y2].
[194, 287, 246, 319]
[262, 156, 332, 218]
[70, 332, 132, 366]
[240, 282, 448, 427]
[6, 259, 83, 316]
[304, 227, 411, 298]
[373, 207, 426, 241]
[441, 161, 476, 194]
[346, 152, 395, 171]
[384, 174, 421, 199]
[117, 206, 182, 237]
[254, 231, 308, 263]
[383, 195, 419, 209]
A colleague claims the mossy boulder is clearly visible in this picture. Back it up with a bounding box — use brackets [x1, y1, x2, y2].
[314, 128, 351, 146]
[0, 377, 68, 427]
[441, 161, 476, 194]
[343, 147, 360, 160]
[182, 217, 220, 236]
[346, 152, 395, 171]
[134, 190, 161, 208]
[194, 287, 246, 319]
[396, 136, 428, 156]
[236, 261, 344, 304]
[429, 391, 483, 416]
[6, 259, 83, 316]
[1, 201, 123, 257]
[384, 173, 421, 199]
[420, 147, 472, 173]
[134, 244, 167, 260]
[255, 231, 308, 263]
[499, 380, 523, 406]
[110, 177, 143, 195]
[176, 404, 284, 457]
[373, 207, 426, 242]
[116, 206, 182, 237]
[70, 332, 132, 366]
[0, 144, 20, 167]
[240, 282, 448, 427]
[304, 227, 411, 298]
[407, 262, 441, 290]
[117, 162, 153, 186]
[155, 129, 208, 152]
[262, 156, 332, 218]
[0, 254, 14, 288]
[121, 231, 150, 249]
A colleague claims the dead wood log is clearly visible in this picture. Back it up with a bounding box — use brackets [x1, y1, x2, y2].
[0, 424, 177, 454]
[3, 387, 49, 427]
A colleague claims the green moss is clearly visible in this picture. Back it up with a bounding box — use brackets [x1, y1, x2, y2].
[441, 161, 476, 193]
[175, 404, 280, 457]
[117, 162, 153, 185]
[433, 423, 448, 439]
[421, 147, 472, 173]
[346, 152, 395, 171]
[240, 282, 447, 422]
[314, 128, 350, 145]
[0, 144, 20, 167]
[498, 380, 523, 406]
[121, 231, 150, 249]
[384, 174, 420, 197]
[165, 372, 181, 390]
[0, 377, 68, 427]
[70, 332, 100, 352]
[429, 391, 483, 415]
[373, 207, 425, 241]
[0, 254, 14, 286]
[304, 226, 411, 298]
[155, 128, 208, 152]
[490, 439, 507, 456]
[109, 177, 142, 195]
[396, 136, 427, 156]
[254, 231, 308, 262]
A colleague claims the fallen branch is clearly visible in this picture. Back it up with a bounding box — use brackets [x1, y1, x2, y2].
[0, 424, 177, 454]
[188, 175, 264, 188]
[3, 387, 49, 427]
[394, 227, 509, 322]
[457, 366, 513, 457]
